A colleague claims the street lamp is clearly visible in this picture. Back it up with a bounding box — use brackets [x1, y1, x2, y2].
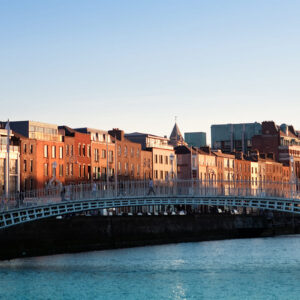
[290, 156, 296, 198]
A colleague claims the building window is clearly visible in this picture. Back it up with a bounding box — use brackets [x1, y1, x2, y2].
[87, 145, 91, 157]
[59, 164, 63, 177]
[59, 146, 63, 159]
[118, 146, 121, 156]
[160, 170, 163, 179]
[93, 167, 97, 179]
[23, 144, 27, 154]
[124, 146, 128, 157]
[155, 155, 158, 164]
[70, 163, 73, 176]
[78, 144, 81, 156]
[66, 145, 69, 156]
[83, 144, 86, 157]
[70, 145, 74, 156]
[30, 160, 33, 172]
[52, 164, 56, 177]
[165, 171, 169, 179]
[94, 149, 99, 162]
[131, 148, 134, 157]
[118, 162, 121, 174]
[137, 165, 140, 176]
[30, 144, 33, 154]
[83, 165, 86, 177]
[165, 156, 168, 164]
[44, 163, 48, 176]
[125, 162, 128, 175]
[101, 149, 106, 159]
[137, 148, 140, 158]
[52, 145, 56, 158]
[24, 160, 27, 172]
[154, 170, 158, 179]
[44, 145, 48, 158]
[159, 155, 163, 164]
[102, 167, 106, 178]
[79, 164, 82, 177]
[66, 163, 69, 176]
[108, 151, 113, 163]
[131, 164, 134, 176]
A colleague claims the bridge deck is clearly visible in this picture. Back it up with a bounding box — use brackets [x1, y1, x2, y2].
[1, 180, 299, 229]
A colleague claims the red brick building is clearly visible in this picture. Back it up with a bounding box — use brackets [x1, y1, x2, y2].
[11, 121, 65, 190]
[59, 126, 92, 184]
[252, 121, 300, 179]
[75, 128, 115, 181]
[109, 129, 142, 180]
[141, 150, 152, 180]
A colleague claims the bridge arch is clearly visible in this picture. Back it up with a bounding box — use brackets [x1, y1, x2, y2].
[1, 194, 299, 230]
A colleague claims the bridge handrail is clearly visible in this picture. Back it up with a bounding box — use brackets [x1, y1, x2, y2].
[0, 179, 299, 213]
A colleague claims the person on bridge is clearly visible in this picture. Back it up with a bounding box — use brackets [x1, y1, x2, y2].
[147, 178, 156, 195]
[92, 182, 97, 198]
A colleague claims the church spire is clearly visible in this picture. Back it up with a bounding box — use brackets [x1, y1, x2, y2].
[169, 118, 185, 147]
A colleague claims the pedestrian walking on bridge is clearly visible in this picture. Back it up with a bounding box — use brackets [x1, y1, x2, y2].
[147, 178, 156, 195]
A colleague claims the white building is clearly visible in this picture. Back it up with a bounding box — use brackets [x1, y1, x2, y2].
[0, 128, 20, 195]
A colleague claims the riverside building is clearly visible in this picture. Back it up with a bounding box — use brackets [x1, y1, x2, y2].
[252, 121, 300, 180]
[108, 129, 142, 181]
[58, 126, 92, 183]
[125, 132, 176, 181]
[10, 121, 65, 190]
[211, 122, 262, 154]
[75, 128, 115, 181]
[0, 126, 20, 195]
[184, 132, 207, 148]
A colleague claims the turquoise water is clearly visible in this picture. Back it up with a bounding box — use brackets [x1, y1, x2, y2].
[1, 236, 300, 300]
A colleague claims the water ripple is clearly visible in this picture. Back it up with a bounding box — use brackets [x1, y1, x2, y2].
[1, 236, 300, 299]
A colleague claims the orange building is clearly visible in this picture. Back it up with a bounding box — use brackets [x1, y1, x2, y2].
[141, 149, 152, 180]
[75, 128, 115, 181]
[11, 121, 65, 190]
[59, 126, 92, 184]
[109, 129, 142, 181]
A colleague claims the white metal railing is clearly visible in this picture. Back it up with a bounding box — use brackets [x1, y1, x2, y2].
[0, 179, 299, 213]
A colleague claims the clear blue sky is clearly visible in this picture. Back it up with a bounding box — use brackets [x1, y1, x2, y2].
[1, 0, 300, 142]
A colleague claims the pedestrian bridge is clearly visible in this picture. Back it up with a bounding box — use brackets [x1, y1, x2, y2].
[0, 180, 299, 230]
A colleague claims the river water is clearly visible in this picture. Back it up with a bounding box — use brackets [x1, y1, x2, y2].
[1, 236, 300, 299]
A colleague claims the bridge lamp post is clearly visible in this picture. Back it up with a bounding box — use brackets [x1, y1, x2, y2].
[290, 156, 295, 199]
[169, 153, 176, 213]
[114, 133, 117, 197]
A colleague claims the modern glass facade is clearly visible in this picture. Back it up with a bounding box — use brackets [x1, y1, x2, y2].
[184, 132, 206, 148]
[211, 122, 262, 154]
